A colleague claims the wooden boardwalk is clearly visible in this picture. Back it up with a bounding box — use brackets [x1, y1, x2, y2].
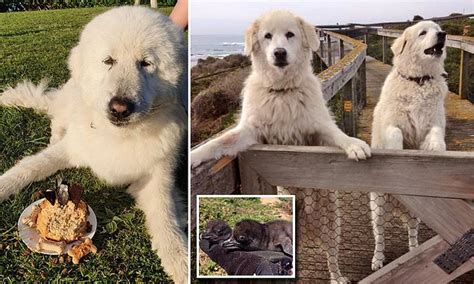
[357, 56, 474, 153]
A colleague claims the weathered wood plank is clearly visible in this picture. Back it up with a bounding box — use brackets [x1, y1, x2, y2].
[239, 145, 474, 199]
[327, 34, 333, 65]
[382, 36, 388, 63]
[238, 153, 276, 194]
[317, 31, 367, 101]
[395, 196, 474, 244]
[360, 236, 474, 284]
[360, 58, 367, 109]
[190, 157, 240, 229]
[459, 50, 471, 100]
[317, 13, 474, 30]
[339, 38, 345, 58]
[342, 78, 357, 136]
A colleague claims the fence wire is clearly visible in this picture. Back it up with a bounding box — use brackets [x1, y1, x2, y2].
[288, 188, 439, 283]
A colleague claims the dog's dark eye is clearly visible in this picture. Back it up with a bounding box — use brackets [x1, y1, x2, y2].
[140, 60, 152, 67]
[103, 56, 116, 66]
[264, 33, 272, 39]
[286, 31, 295, 39]
[419, 31, 427, 36]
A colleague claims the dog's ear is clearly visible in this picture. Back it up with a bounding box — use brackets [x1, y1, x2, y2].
[68, 46, 82, 81]
[391, 31, 408, 56]
[244, 19, 260, 55]
[297, 17, 319, 52]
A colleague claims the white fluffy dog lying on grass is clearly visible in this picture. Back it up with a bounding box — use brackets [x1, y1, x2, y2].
[370, 21, 448, 271]
[0, 7, 188, 283]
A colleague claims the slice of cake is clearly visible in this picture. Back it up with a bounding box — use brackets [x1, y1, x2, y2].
[26, 180, 91, 243]
[36, 198, 89, 242]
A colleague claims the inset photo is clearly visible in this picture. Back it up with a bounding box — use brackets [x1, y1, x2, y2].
[196, 195, 295, 278]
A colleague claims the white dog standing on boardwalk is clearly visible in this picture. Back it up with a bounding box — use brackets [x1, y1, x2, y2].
[192, 10, 371, 283]
[370, 21, 448, 271]
[0, 7, 188, 283]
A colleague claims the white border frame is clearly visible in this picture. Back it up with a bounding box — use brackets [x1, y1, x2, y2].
[196, 194, 296, 279]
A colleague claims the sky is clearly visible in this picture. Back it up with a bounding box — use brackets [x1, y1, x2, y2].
[190, 0, 474, 35]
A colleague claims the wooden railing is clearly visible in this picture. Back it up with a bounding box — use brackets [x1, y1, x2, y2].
[317, 30, 367, 136]
[238, 145, 474, 283]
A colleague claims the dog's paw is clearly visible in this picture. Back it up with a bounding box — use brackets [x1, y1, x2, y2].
[421, 139, 446, 151]
[190, 148, 207, 168]
[371, 255, 385, 271]
[344, 137, 371, 161]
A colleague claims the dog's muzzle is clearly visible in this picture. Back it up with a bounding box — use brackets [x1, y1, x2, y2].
[424, 32, 446, 57]
[273, 48, 288, 68]
[108, 96, 135, 126]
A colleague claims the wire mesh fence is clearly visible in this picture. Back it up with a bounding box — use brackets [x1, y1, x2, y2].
[291, 187, 439, 283]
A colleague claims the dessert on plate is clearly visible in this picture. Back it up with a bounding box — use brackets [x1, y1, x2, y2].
[21, 179, 96, 262]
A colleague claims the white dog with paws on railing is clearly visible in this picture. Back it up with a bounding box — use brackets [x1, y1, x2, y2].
[370, 21, 448, 271]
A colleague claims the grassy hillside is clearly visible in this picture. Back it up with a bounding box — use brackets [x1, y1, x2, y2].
[0, 7, 176, 282]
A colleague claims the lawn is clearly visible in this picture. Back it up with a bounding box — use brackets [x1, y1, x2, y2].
[0, 6, 178, 282]
[197, 197, 293, 276]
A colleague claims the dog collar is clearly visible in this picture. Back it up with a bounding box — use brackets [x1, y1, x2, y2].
[398, 72, 433, 86]
[398, 72, 447, 86]
[269, 87, 298, 93]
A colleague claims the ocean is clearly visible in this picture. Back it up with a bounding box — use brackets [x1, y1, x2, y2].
[191, 34, 244, 66]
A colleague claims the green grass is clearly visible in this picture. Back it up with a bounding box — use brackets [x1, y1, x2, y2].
[0, 7, 177, 282]
[197, 197, 292, 276]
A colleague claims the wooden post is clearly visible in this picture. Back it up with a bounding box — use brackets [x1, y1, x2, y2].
[134, 0, 140, 5]
[459, 50, 471, 100]
[364, 33, 368, 44]
[238, 153, 276, 194]
[150, 0, 157, 8]
[342, 78, 357, 136]
[339, 38, 344, 59]
[382, 36, 388, 64]
[359, 59, 367, 109]
[327, 34, 332, 65]
[319, 31, 325, 59]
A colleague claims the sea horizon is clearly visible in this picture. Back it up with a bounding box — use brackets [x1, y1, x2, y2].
[191, 34, 245, 66]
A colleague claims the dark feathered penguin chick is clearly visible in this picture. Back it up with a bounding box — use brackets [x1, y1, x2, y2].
[224, 219, 293, 256]
[200, 219, 292, 276]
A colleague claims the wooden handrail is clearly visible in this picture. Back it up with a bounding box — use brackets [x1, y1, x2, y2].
[239, 144, 474, 199]
[317, 30, 367, 101]
[317, 13, 474, 29]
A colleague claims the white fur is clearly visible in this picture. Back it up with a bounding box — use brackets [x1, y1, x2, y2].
[370, 21, 448, 271]
[192, 10, 371, 283]
[0, 7, 188, 283]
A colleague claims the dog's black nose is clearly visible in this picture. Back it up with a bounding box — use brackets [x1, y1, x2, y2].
[108, 96, 135, 119]
[274, 48, 287, 60]
[437, 31, 447, 41]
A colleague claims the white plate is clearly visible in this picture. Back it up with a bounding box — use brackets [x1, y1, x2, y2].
[17, 198, 97, 255]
